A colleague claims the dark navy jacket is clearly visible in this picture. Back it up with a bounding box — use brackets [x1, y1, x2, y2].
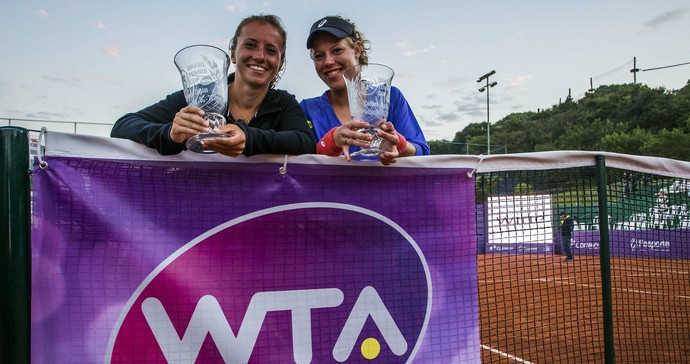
[111, 74, 315, 156]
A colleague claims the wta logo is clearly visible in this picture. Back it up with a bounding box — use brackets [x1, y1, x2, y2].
[106, 203, 431, 363]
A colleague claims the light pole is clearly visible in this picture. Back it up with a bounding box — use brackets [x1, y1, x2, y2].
[477, 70, 497, 155]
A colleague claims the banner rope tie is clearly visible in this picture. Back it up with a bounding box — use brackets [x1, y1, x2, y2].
[278, 154, 288, 175]
[467, 156, 484, 178]
[37, 127, 48, 169]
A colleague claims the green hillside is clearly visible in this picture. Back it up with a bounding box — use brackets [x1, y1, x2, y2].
[430, 81, 690, 161]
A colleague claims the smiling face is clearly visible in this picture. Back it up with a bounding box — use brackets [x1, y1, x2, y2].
[231, 21, 285, 89]
[309, 32, 361, 92]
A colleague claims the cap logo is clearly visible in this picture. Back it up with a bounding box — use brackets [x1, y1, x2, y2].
[318, 19, 327, 28]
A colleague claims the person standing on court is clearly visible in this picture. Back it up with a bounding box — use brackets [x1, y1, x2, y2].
[559, 211, 574, 261]
[300, 15, 429, 165]
[111, 14, 315, 156]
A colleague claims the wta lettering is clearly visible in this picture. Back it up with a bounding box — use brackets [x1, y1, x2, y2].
[141, 287, 408, 364]
[496, 216, 513, 225]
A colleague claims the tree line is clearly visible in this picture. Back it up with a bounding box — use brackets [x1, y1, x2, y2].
[428, 81, 690, 161]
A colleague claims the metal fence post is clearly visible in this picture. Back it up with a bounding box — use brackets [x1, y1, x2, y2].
[0, 126, 31, 364]
[596, 155, 615, 363]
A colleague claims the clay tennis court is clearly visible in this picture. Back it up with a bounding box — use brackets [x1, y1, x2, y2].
[477, 254, 690, 363]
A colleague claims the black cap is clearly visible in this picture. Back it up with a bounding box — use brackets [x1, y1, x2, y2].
[559, 211, 567, 216]
[306, 16, 354, 49]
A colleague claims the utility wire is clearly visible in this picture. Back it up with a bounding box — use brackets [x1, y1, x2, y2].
[642, 61, 690, 72]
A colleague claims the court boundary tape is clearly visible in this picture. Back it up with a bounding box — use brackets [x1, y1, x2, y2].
[480, 278, 690, 300]
[480, 344, 535, 363]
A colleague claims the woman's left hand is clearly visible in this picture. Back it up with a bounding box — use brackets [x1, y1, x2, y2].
[201, 124, 246, 157]
[376, 121, 401, 165]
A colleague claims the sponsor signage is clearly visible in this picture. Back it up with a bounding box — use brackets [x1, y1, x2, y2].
[486, 194, 553, 253]
[31, 157, 480, 363]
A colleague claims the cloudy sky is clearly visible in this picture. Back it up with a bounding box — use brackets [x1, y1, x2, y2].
[0, 0, 688, 140]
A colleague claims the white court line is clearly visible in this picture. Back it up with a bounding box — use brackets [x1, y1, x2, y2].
[480, 279, 690, 300]
[529, 278, 690, 300]
[614, 266, 689, 275]
[481, 344, 534, 364]
[625, 273, 671, 277]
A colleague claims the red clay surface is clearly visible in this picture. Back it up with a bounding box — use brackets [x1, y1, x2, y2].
[477, 254, 690, 363]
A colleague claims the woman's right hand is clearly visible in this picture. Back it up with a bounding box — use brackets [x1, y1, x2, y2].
[170, 105, 209, 144]
[333, 120, 374, 160]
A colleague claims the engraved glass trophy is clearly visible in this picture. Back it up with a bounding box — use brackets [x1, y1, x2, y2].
[174, 45, 230, 153]
[342, 63, 395, 157]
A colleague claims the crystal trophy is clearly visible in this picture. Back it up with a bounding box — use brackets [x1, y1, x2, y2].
[342, 63, 395, 157]
[174, 45, 230, 153]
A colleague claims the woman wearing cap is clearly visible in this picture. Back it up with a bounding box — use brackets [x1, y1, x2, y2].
[300, 15, 429, 165]
[111, 14, 315, 156]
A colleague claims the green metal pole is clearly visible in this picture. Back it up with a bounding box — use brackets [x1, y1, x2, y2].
[0, 126, 31, 364]
[596, 155, 615, 363]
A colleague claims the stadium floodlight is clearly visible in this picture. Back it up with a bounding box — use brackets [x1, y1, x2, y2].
[478, 71, 497, 155]
[477, 70, 496, 83]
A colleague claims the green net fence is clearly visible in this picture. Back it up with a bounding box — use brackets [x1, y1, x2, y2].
[476, 161, 690, 363]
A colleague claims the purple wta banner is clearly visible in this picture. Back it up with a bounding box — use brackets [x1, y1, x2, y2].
[31, 156, 478, 363]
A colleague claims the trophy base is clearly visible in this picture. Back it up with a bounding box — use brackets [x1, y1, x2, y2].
[186, 132, 231, 153]
[350, 148, 385, 158]
[350, 128, 384, 158]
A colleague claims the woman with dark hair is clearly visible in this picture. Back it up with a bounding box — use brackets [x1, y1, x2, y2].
[111, 14, 315, 156]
